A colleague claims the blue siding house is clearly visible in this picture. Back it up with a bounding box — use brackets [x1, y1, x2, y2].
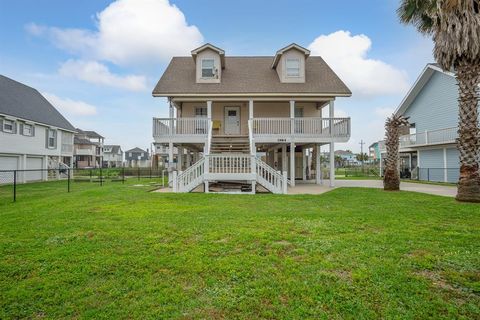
[392, 63, 479, 183]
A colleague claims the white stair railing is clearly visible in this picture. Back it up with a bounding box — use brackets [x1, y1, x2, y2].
[255, 158, 287, 194]
[174, 157, 205, 192]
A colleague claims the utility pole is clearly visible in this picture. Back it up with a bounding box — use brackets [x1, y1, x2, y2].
[359, 139, 365, 173]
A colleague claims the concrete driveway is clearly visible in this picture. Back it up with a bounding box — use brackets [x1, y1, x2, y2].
[288, 180, 457, 197]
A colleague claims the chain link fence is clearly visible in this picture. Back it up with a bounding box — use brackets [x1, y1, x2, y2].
[0, 167, 168, 202]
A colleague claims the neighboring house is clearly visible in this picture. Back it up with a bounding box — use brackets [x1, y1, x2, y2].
[382, 63, 479, 183]
[154, 144, 180, 168]
[103, 145, 123, 167]
[152, 43, 352, 193]
[335, 150, 359, 166]
[0, 75, 75, 183]
[74, 129, 104, 168]
[125, 147, 150, 167]
[369, 142, 381, 162]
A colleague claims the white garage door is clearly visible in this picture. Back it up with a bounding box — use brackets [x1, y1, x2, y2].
[0, 156, 19, 184]
[26, 157, 43, 182]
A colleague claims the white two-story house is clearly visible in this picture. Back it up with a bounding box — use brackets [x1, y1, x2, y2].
[103, 145, 123, 168]
[152, 43, 352, 193]
[0, 75, 75, 183]
[381, 63, 479, 183]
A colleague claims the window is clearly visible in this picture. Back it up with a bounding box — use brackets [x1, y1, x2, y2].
[286, 58, 300, 77]
[47, 129, 57, 148]
[3, 119, 14, 133]
[195, 107, 207, 117]
[201, 59, 215, 78]
[23, 124, 33, 136]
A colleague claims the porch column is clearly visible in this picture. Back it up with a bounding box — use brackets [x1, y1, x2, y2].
[290, 142, 295, 187]
[329, 142, 335, 187]
[177, 147, 183, 171]
[329, 100, 334, 134]
[249, 99, 254, 119]
[290, 100, 295, 134]
[274, 148, 279, 170]
[207, 100, 212, 119]
[186, 150, 191, 168]
[302, 148, 307, 181]
[168, 142, 174, 183]
[315, 144, 321, 184]
[282, 145, 287, 173]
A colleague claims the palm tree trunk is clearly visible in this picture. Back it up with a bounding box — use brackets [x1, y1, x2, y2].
[455, 58, 480, 202]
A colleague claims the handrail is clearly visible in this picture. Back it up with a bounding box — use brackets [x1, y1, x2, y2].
[255, 157, 287, 194]
[252, 117, 350, 138]
[399, 126, 457, 147]
[175, 157, 205, 192]
[206, 154, 252, 174]
[153, 117, 209, 137]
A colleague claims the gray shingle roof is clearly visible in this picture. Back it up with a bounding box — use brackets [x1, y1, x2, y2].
[74, 137, 96, 145]
[153, 56, 351, 96]
[0, 75, 75, 131]
[76, 128, 104, 139]
[104, 145, 122, 154]
[125, 147, 147, 153]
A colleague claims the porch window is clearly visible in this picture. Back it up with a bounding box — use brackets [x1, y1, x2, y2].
[286, 58, 300, 77]
[195, 107, 208, 117]
[201, 59, 215, 78]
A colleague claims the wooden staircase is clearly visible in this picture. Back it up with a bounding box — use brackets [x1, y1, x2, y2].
[210, 135, 250, 154]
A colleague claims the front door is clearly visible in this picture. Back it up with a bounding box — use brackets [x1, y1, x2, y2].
[224, 106, 240, 135]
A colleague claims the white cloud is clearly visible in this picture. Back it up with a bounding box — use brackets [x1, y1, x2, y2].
[59, 60, 148, 92]
[374, 106, 395, 118]
[43, 93, 97, 116]
[27, 0, 203, 66]
[308, 30, 409, 97]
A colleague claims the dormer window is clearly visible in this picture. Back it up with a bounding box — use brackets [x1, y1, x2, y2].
[286, 58, 300, 77]
[201, 59, 215, 78]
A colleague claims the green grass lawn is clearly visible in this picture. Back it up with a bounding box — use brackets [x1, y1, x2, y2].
[1, 179, 479, 319]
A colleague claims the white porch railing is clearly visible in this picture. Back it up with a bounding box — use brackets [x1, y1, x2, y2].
[174, 157, 205, 192]
[153, 118, 209, 137]
[206, 154, 252, 174]
[251, 117, 350, 138]
[399, 127, 457, 148]
[255, 157, 287, 194]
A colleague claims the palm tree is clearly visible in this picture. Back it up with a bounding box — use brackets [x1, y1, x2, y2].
[398, 0, 480, 202]
[384, 115, 410, 191]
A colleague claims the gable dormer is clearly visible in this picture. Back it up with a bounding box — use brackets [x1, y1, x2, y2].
[272, 43, 310, 83]
[191, 43, 225, 84]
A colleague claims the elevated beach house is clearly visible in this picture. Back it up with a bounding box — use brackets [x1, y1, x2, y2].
[152, 43, 351, 193]
[382, 63, 479, 183]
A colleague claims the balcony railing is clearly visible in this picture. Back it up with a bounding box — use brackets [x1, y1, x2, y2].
[153, 118, 209, 137]
[251, 117, 350, 138]
[399, 127, 457, 148]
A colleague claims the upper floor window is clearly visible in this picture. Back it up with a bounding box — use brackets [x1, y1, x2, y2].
[195, 107, 208, 117]
[201, 59, 215, 78]
[23, 124, 33, 136]
[3, 119, 14, 133]
[286, 58, 300, 77]
[47, 129, 57, 148]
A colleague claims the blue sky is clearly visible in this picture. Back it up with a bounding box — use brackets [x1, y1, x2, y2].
[0, 0, 434, 152]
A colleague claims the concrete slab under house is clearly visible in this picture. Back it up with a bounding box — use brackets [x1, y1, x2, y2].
[152, 43, 352, 194]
